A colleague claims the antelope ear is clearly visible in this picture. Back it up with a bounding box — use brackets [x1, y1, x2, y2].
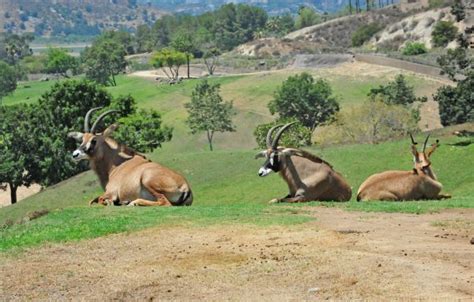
[255, 151, 267, 159]
[103, 124, 118, 137]
[67, 132, 84, 142]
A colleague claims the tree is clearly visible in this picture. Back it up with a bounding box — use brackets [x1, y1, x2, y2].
[3, 33, 33, 65]
[434, 70, 473, 126]
[451, 0, 466, 22]
[431, 21, 458, 48]
[151, 48, 187, 81]
[402, 42, 428, 55]
[203, 47, 221, 75]
[254, 119, 312, 149]
[368, 74, 427, 106]
[268, 73, 339, 132]
[295, 7, 321, 29]
[0, 60, 17, 103]
[171, 31, 196, 79]
[185, 80, 235, 151]
[0, 105, 37, 204]
[45, 47, 78, 78]
[82, 39, 127, 86]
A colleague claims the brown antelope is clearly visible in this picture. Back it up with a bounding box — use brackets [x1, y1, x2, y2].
[68, 108, 193, 206]
[255, 123, 352, 203]
[357, 134, 451, 201]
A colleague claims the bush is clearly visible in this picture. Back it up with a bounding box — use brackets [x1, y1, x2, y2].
[368, 74, 427, 106]
[352, 23, 383, 47]
[431, 21, 458, 47]
[254, 119, 312, 149]
[315, 101, 419, 146]
[402, 42, 428, 55]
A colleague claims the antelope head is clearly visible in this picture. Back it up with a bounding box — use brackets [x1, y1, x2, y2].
[409, 133, 439, 179]
[255, 122, 296, 177]
[68, 108, 119, 162]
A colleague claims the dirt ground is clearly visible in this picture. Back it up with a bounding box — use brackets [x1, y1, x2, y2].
[1, 207, 473, 301]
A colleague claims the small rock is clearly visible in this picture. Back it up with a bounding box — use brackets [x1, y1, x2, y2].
[308, 287, 320, 294]
[470, 237, 474, 245]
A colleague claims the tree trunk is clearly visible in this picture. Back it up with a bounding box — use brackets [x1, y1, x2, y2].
[207, 130, 214, 151]
[9, 183, 17, 205]
[187, 54, 190, 79]
[349, 0, 353, 14]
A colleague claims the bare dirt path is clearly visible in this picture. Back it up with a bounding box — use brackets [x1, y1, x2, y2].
[1, 207, 473, 301]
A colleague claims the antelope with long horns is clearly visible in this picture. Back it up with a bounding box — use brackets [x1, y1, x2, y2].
[68, 108, 193, 206]
[255, 123, 352, 203]
[357, 134, 451, 201]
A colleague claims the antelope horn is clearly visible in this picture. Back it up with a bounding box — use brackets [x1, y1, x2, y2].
[409, 133, 418, 145]
[266, 124, 283, 148]
[84, 107, 102, 132]
[422, 134, 431, 153]
[272, 122, 296, 150]
[90, 110, 119, 134]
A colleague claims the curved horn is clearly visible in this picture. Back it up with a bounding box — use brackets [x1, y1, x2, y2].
[409, 133, 418, 145]
[272, 122, 296, 149]
[84, 107, 102, 132]
[90, 110, 119, 134]
[266, 124, 283, 148]
[422, 134, 431, 153]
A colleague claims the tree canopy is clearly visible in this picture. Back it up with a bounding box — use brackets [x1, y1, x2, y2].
[0, 61, 17, 102]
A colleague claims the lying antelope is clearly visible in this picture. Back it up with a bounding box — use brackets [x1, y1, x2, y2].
[357, 134, 451, 201]
[255, 123, 352, 203]
[68, 108, 193, 206]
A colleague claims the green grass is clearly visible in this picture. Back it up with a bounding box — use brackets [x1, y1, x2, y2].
[1, 133, 472, 252]
[0, 67, 467, 252]
[2, 80, 55, 106]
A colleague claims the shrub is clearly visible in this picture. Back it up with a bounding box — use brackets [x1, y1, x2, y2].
[254, 119, 312, 149]
[369, 74, 427, 106]
[431, 21, 458, 47]
[315, 101, 419, 146]
[352, 23, 384, 47]
[402, 42, 428, 55]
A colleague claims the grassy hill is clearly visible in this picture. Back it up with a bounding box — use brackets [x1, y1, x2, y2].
[1, 64, 472, 252]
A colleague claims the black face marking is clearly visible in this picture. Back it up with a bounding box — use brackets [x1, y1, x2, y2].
[263, 151, 281, 172]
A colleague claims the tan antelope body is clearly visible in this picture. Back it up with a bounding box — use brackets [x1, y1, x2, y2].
[256, 123, 352, 203]
[357, 134, 450, 201]
[69, 108, 193, 206]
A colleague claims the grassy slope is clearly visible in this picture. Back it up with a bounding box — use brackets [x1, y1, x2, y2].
[1, 66, 469, 252]
[1, 133, 473, 252]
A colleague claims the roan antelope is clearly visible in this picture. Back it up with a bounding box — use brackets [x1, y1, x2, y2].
[357, 134, 451, 201]
[68, 108, 193, 206]
[255, 123, 352, 203]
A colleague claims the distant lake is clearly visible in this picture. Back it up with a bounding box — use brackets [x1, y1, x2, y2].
[30, 43, 91, 57]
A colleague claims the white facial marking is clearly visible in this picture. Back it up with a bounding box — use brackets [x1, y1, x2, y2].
[258, 167, 273, 177]
[72, 149, 88, 162]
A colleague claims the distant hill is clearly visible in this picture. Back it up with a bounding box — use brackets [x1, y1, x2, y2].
[138, 0, 400, 15]
[0, 0, 166, 36]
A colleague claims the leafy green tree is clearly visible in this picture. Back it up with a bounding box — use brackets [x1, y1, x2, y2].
[0, 105, 37, 204]
[451, 0, 466, 22]
[113, 109, 173, 153]
[265, 14, 295, 37]
[82, 39, 127, 86]
[434, 70, 473, 126]
[135, 24, 153, 52]
[431, 21, 458, 47]
[0, 60, 17, 103]
[254, 119, 312, 149]
[96, 30, 135, 55]
[3, 33, 34, 65]
[352, 23, 383, 47]
[171, 31, 196, 79]
[295, 7, 321, 29]
[203, 47, 221, 75]
[151, 48, 187, 80]
[45, 47, 78, 78]
[369, 74, 427, 106]
[185, 80, 235, 151]
[268, 73, 340, 132]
